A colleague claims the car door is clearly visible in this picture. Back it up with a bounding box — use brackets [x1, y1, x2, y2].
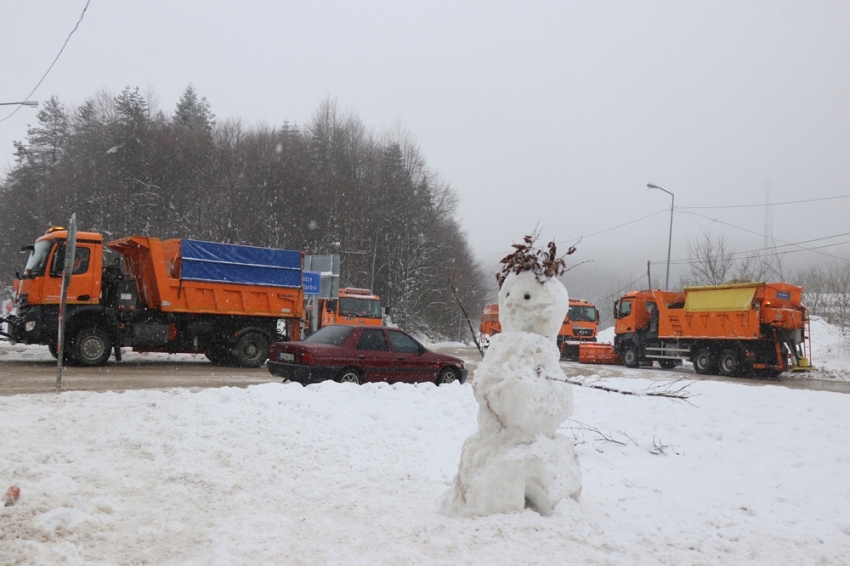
[354, 328, 396, 382]
[387, 329, 434, 383]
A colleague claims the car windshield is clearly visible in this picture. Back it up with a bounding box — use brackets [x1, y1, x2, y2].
[339, 297, 382, 318]
[22, 240, 54, 278]
[568, 305, 597, 322]
[303, 325, 355, 345]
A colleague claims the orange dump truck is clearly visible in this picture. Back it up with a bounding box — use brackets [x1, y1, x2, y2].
[314, 287, 384, 329]
[1, 228, 304, 367]
[478, 298, 599, 359]
[612, 282, 811, 376]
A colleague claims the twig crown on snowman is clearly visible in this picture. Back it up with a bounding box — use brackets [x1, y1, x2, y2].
[496, 231, 574, 289]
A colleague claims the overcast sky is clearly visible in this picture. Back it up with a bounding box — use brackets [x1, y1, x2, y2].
[3, 1, 849, 287]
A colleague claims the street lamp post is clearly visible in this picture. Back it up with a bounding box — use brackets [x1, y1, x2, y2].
[0, 101, 38, 107]
[647, 183, 674, 290]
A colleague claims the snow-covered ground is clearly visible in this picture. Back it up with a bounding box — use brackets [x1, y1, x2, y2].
[1, 318, 849, 564]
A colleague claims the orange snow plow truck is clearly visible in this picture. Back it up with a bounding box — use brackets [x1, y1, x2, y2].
[313, 287, 384, 329]
[479, 298, 599, 360]
[1, 228, 304, 367]
[612, 282, 811, 377]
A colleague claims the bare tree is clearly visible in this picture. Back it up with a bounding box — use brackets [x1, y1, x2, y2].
[680, 229, 781, 287]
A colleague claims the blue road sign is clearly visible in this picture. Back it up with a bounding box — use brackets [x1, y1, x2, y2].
[302, 271, 321, 295]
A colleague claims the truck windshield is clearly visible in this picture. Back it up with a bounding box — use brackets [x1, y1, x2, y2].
[339, 297, 382, 318]
[22, 240, 54, 278]
[568, 305, 597, 322]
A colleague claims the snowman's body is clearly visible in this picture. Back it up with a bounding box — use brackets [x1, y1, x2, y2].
[441, 271, 582, 517]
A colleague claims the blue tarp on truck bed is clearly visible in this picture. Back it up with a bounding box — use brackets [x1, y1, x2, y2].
[180, 240, 302, 288]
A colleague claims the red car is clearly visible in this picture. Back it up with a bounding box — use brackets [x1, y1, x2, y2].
[267, 326, 468, 386]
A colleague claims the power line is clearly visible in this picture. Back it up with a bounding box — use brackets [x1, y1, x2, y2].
[658, 238, 850, 268]
[559, 207, 669, 244]
[677, 193, 850, 210]
[478, 207, 670, 257]
[651, 210, 850, 266]
[0, 0, 91, 124]
[477, 192, 849, 259]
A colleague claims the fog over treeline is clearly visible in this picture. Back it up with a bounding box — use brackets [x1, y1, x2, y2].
[0, 85, 489, 339]
[3, 85, 849, 336]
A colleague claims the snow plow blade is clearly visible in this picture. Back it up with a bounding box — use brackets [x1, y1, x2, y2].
[578, 343, 622, 365]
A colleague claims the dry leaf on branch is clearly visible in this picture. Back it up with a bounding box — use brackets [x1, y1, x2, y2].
[496, 229, 575, 288]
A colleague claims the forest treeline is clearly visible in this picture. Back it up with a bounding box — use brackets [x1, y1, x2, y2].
[0, 85, 490, 339]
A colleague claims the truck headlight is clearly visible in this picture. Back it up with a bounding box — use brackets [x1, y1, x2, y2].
[25, 320, 36, 332]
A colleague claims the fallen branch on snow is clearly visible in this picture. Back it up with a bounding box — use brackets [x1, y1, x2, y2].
[544, 374, 696, 401]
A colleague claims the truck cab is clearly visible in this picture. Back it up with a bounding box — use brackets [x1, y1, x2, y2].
[316, 287, 383, 328]
[7, 228, 106, 349]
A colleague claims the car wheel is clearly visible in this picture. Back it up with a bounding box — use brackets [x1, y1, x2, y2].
[718, 349, 741, 377]
[47, 342, 59, 359]
[437, 367, 460, 385]
[73, 327, 112, 366]
[233, 332, 269, 368]
[337, 367, 362, 384]
[623, 344, 640, 368]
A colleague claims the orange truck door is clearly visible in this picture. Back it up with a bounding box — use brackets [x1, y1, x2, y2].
[41, 242, 100, 304]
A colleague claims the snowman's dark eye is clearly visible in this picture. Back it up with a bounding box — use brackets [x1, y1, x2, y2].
[524, 293, 531, 300]
[506, 292, 510, 297]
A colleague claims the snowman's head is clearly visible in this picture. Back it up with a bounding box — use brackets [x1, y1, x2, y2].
[498, 270, 569, 341]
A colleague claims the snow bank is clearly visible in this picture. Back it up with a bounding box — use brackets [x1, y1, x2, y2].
[1, 377, 849, 564]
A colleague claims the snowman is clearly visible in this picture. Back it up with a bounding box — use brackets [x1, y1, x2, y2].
[441, 236, 582, 517]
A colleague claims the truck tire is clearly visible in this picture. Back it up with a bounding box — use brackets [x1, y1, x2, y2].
[693, 347, 717, 375]
[72, 327, 112, 366]
[204, 341, 231, 366]
[718, 349, 741, 377]
[233, 332, 269, 368]
[623, 344, 640, 368]
[48, 341, 75, 363]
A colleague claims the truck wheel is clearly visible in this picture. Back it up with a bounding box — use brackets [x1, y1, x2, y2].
[73, 327, 112, 366]
[48, 342, 75, 363]
[718, 349, 741, 377]
[204, 341, 231, 366]
[233, 332, 269, 368]
[623, 345, 640, 368]
[693, 348, 717, 375]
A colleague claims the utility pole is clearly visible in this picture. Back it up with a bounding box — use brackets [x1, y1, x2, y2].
[647, 183, 675, 290]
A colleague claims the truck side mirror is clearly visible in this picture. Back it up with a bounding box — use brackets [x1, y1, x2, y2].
[384, 306, 391, 315]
